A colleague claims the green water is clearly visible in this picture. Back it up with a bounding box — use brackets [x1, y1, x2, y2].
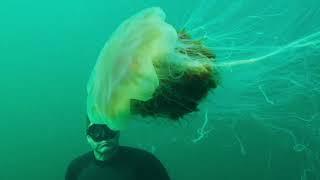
[1, 0, 319, 179]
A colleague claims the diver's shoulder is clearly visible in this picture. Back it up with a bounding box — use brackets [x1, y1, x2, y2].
[119, 146, 158, 159]
[65, 151, 93, 178]
[69, 151, 94, 167]
[119, 145, 148, 153]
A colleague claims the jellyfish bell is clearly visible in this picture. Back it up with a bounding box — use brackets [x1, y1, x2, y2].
[86, 7, 177, 130]
[86, 7, 219, 130]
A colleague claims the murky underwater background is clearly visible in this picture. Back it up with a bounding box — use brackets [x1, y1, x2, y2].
[0, 0, 319, 179]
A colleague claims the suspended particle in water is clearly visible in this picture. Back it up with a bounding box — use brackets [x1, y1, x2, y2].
[293, 144, 306, 152]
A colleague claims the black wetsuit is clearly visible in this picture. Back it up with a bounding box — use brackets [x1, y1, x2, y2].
[65, 146, 170, 180]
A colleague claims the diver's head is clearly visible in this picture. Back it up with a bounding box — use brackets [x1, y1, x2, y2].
[86, 118, 120, 156]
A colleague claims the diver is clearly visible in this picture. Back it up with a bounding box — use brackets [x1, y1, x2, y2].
[65, 118, 171, 180]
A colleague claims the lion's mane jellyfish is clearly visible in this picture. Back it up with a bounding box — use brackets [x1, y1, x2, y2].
[86, 7, 219, 130]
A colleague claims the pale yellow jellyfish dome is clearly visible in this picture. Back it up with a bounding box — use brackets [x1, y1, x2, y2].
[86, 7, 179, 130]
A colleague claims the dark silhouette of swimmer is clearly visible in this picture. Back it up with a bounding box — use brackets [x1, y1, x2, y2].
[65, 118, 171, 180]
